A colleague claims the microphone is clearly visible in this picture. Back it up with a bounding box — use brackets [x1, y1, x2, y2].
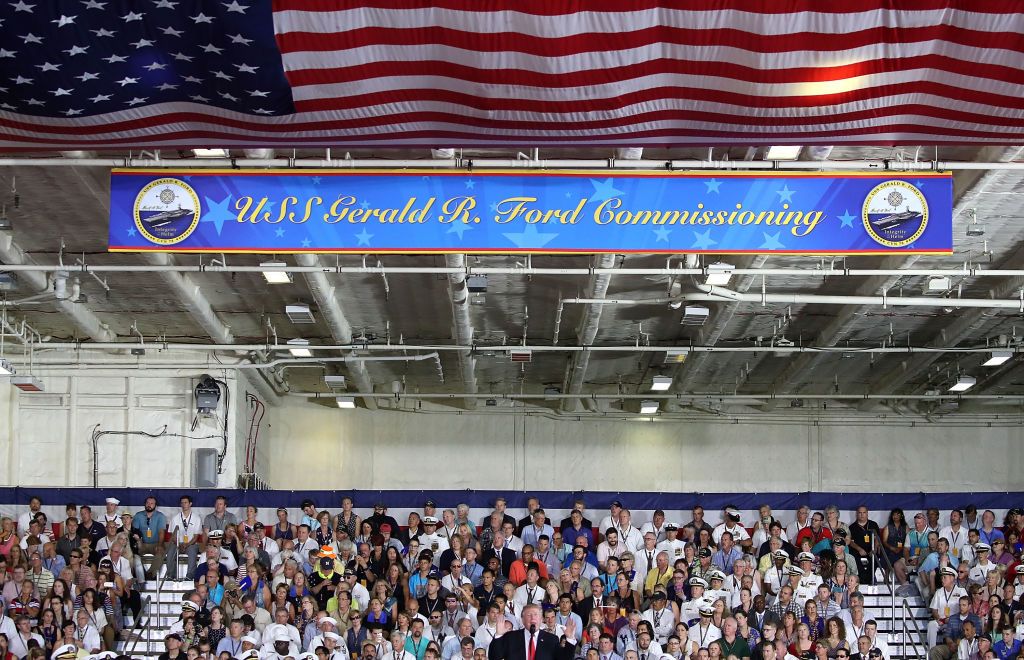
[529, 624, 537, 634]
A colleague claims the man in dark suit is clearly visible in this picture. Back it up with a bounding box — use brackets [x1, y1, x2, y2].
[489, 604, 577, 660]
[483, 531, 518, 579]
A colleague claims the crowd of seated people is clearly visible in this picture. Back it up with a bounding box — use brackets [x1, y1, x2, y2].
[1, 495, 1023, 660]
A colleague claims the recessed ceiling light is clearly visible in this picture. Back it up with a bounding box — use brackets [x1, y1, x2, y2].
[705, 262, 735, 286]
[336, 396, 356, 409]
[651, 376, 672, 391]
[948, 375, 976, 392]
[260, 260, 291, 284]
[766, 146, 801, 160]
[286, 338, 312, 357]
[192, 148, 229, 158]
[639, 400, 659, 414]
[983, 350, 1012, 367]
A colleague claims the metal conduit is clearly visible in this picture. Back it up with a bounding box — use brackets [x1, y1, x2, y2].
[0, 264, 1023, 278]
[2, 157, 1024, 170]
[8, 343, 1023, 354]
[288, 391, 1024, 401]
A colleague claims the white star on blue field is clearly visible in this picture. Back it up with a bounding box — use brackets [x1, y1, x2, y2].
[652, 227, 672, 242]
[503, 223, 558, 249]
[775, 185, 796, 204]
[691, 229, 717, 250]
[760, 231, 785, 250]
[355, 228, 373, 246]
[201, 195, 233, 236]
[589, 178, 624, 202]
[447, 222, 473, 240]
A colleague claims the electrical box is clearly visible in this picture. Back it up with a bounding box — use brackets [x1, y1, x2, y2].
[192, 448, 218, 488]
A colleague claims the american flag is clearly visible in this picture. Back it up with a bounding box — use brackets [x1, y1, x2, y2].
[2, 0, 1024, 149]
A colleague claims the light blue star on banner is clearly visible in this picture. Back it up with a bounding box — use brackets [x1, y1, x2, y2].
[691, 229, 717, 250]
[360, 200, 370, 211]
[201, 195, 233, 236]
[274, 227, 285, 238]
[447, 222, 473, 240]
[311, 176, 321, 185]
[126, 227, 136, 237]
[489, 202, 498, 212]
[589, 178, 624, 202]
[705, 179, 722, 193]
[775, 185, 795, 204]
[503, 223, 558, 249]
[301, 238, 311, 248]
[652, 227, 672, 242]
[464, 179, 475, 190]
[355, 228, 373, 246]
[760, 231, 785, 250]
[838, 209, 856, 228]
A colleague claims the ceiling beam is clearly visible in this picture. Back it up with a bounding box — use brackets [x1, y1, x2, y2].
[0, 234, 114, 342]
[762, 146, 1024, 403]
[444, 254, 478, 409]
[294, 253, 378, 410]
[674, 255, 768, 392]
[561, 254, 616, 412]
[145, 253, 234, 344]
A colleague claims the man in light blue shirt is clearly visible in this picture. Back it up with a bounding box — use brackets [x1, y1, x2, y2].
[521, 510, 555, 549]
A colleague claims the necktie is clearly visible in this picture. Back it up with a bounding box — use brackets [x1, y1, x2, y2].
[528, 633, 536, 660]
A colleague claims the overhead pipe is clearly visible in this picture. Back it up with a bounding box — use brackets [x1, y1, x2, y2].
[444, 254, 478, 408]
[144, 253, 234, 345]
[0, 235, 114, 343]
[4, 263, 1024, 279]
[294, 253, 378, 409]
[4, 342, 1022, 356]
[287, 391, 1024, 401]
[4, 157, 1024, 171]
[562, 254, 617, 412]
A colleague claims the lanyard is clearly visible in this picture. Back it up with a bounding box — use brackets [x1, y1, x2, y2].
[653, 608, 665, 628]
[698, 625, 710, 647]
[181, 512, 192, 529]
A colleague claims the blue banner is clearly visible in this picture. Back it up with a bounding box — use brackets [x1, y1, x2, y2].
[108, 170, 953, 254]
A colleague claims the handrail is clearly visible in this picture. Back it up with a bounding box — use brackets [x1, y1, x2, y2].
[873, 536, 898, 641]
[124, 594, 152, 657]
[901, 599, 926, 659]
[125, 565, 170, 657]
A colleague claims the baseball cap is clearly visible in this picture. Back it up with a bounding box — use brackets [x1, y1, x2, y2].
[381, 523, 392, 532]
[698, 548, 712, 558]
[611, 500, 623, 508]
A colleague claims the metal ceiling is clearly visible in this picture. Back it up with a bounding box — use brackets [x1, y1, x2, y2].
[1, 145, 1024, 419]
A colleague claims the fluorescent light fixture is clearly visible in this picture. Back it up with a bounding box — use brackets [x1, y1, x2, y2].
[639, 400, 660, 414]
[705, 262, 735, 286]
[650, 376, 672, 391]
[286, 338, 312, 357]
[0, 358, 13, 376]
[680, 305, 710, 326]
[324, 375, 347, 390]
[766, 146, 801, 160]
[260, 260, 292, 284]
[948, 375, 976, 392]
[983, 350, 1012, 367]
[192, 148, 229, 158]
[285, 303, 315, 324]
[663, 348, 690, 364]
[336, 396, 356, 409]
[10, 376, 43, 392]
